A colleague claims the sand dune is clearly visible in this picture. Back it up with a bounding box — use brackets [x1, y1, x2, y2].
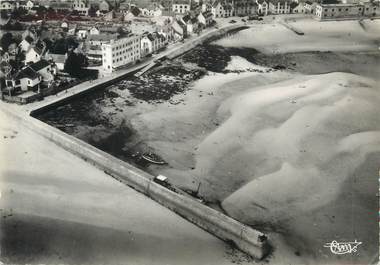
[191, 72, 380, 263]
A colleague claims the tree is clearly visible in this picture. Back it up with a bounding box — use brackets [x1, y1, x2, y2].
[35, 6, 47, 15]
[0, 10, 9, 19]
[88, 6, 97, 17]
[1, 32, 14, 51]
[11, 8, 28, 19]
[50, 37, 78, 54]
[64, 52, 89, 78]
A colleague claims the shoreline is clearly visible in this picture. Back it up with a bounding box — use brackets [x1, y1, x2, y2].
[20, 17, 380, 264]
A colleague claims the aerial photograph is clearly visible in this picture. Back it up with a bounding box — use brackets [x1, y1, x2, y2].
[0, 0, 379, 264]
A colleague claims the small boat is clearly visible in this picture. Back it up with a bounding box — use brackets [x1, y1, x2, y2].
[142, 152, 167, 165]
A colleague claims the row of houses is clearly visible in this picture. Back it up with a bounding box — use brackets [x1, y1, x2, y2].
[99, 11, 214, 73]
[315, 1, 379, 20]
[0, 0, 34, 11]
[203, 0, 379, 17]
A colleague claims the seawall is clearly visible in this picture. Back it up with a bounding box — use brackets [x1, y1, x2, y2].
[1, 102, 269, 259]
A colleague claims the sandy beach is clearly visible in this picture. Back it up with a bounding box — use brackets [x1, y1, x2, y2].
[36, 18, 380, 264]
[0, 108, 255, 265]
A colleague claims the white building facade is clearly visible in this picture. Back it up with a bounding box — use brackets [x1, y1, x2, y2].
[102, 34, 141, 73]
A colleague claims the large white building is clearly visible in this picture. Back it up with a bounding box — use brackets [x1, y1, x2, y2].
[102, 34, 141, 73]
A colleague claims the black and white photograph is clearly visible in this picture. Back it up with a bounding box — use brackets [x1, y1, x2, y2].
[0, 0, 379, 264]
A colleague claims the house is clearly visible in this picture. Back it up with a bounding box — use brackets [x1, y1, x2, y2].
[182, 15, 199, 34]
[0, 1, 15, 11]
[171, 19, 187, 40]
[140, 32, 166, 56]
[25, 41, 46, 64]
[201, 3, 211, 12]
[99, 0, 113, 12]
[139, 2, 164, 16]
[172, 0, 192, 14]
[76, 29, 88, 39]
[268, 0, 291, 14]
[21, 0, 34, 10]
[73, 0, 90, 15]
[211, 0, 234, 18]
[17, 0, 34, 10]
[157, 23, 175, 43]
[28, 59, 56, 82]
[61, 21, 69, 29]
[5, 66, 41, 94]
[291, 2, 305, 13]
[89, 26, 100, 35]
[118, 1, 130, 13]
[197, 11, 214, 26]
[7, 43, 18, 57]
[304, 1, 316, 14]
[235, 0, 258, 16]
[19, 37, 33, 52]
[45, 53, 67, 70]
[256, 0, 269, 15]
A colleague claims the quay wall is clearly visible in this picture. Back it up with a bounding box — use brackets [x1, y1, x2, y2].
[2, 103, 269, 259]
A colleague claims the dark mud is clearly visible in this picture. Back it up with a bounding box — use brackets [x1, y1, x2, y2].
[182, 44, 263, 72]
[116, 65, 206, 102]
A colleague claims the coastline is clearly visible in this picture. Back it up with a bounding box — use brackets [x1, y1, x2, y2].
[18, 17, 380, 264]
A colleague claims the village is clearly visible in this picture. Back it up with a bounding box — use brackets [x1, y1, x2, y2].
[0, 0, 379, 104]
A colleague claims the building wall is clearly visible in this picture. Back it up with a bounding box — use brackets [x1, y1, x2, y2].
[172, 3, 191, 13]
[269, 1, 290, 14]
[25, 49, 41, 64]
[102, 35, 141, 73]
[37, 66, 54, 82]
[315, 3, 377, 20]
[141, 37, 153, 56]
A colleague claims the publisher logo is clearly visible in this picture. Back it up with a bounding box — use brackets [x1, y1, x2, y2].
[324, 240, 362, 255]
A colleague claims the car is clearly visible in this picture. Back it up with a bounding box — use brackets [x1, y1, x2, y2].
[229, 19, 237, 23]
[248, 15, 258, 20]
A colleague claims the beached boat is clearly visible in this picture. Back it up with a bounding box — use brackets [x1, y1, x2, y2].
[142, 152, 167, 165]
